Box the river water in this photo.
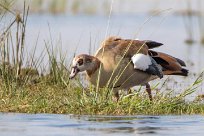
[0,113,204,136]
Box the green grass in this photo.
[0,3,204,115]
[0,74,204,115]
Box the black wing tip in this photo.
[175,58,186,67]
[181,68,189,76]
[145,41,163,49]
[172,68,188,76]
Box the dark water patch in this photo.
[77,115,159,122]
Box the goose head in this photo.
[69,54,100,79]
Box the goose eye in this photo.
[78,59,83,66]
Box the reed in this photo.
[197,0,204,44]
[182,0,195,44]
[0,1,30,93]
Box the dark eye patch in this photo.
[78,59,83,66]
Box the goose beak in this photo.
[69,66,79,79]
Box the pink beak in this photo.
[69,66,79,79]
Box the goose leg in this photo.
[145,83,152,101]
[127,88,132,95]
[112,89,119,102]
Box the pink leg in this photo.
[146,83,152,101]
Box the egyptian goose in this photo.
[69,36,188,101]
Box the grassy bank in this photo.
[0,3,204,115]
[0,74,204,115]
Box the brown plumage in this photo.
[149,50,188,76]
[69,36,188,101]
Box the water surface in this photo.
[0,113,204,136]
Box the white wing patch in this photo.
[131,54,152,71]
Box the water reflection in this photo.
[82,127,137,133]
[137,127,161,134]
[79,115,159,122]
[76,115,163,135]
[81,126,163,135]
